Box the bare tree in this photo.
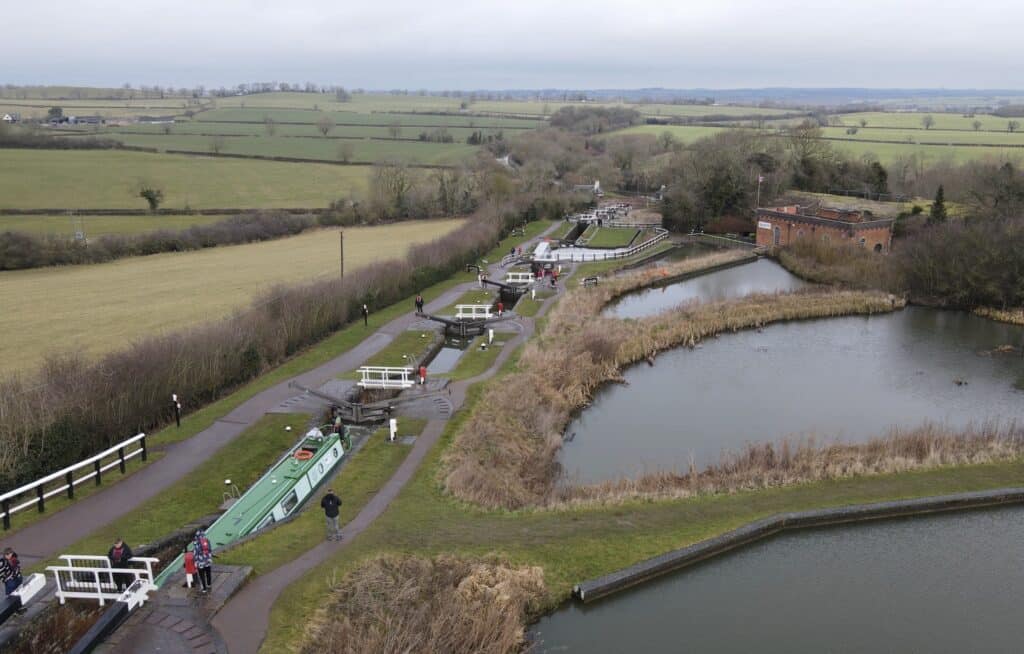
[316,113,335,137]
[387,121,402,139]
[209,135,226,154]
[921,115,935,130]
[264,116,277,136]
[336,141,355,163]
[973,120,983,131]
[1009,120,1021,133]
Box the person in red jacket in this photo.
[418,365,427,386]
[183,547,197,588]
[497,301,504,316]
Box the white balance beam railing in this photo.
[504,272,535,286]
[0,432,147,530]
[455,304,493,320]
[48,555,159,606]
[357,366,416,390]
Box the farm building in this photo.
[755,205,894,252]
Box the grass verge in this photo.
[217,420,424,575]
[34,413,304,571]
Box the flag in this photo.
[757,175,765,183]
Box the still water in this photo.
[564,307,1024,483]
[531,506,1024,653]
[605,258,808,319]
[427,337,471,374]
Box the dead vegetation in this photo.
[441,251,904,510]
[300,555,545,654]
[559,422,1024,506]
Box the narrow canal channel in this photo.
[531,505,1024,653]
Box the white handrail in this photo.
[1,432,147,528]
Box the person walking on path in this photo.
[183,546,197,589]
[320,489,342,541]
[192,529,214,594]
[497,301,504,317]
[107,537,134,592]
[414,294,424,314]
[361,304,369,326]
[1,548,22,596]
[418,365,427,386]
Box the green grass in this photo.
[102,132,478,166]
[435,289,496,316]
[514,289,555,317]
[0,149,371,210]
[262,371,1024,653]
[835,111,1016,132]
[439,333,514,381]
[585,227,640,248]
[340,329,441,378]
[1,220,555,537]
[34,413,305,571]
[0,214,228,237]
[217,420,423,575]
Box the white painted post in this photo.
[488,329,494,345]
[389,418,398,442]
[531,288,536,300]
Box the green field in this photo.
[0,219,464,374]
[0,149,371,209]
[90,132,477,165]
[835,111,1017,132]
[0,214,230,237]
[583,226,640,248]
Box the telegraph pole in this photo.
[339,230,344,279]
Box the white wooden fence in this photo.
[357,366,416,390]
[504,272,535,286]
[47,554,159,606]
[554,228,670,262]
[455,304,493,320]
[0,433,147,530]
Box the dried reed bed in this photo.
[974,306,1024,326]
[441,249,903,511]
[558,422,1024,506]
[300,555,545,654]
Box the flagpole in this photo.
[755,175,763,208]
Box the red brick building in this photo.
[755,205,894,253]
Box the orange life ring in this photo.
[294,450,313,461]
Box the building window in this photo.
[859,237,866,247]
[874,243,883,253]
[773,226,781,246]
[822,234,830,243]
[796,229,804,238]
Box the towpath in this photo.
[6,224,558,568]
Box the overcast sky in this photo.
[6,0,1022,90]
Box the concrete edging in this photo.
[573,487,1024,603]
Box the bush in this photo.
[0,193,578,489]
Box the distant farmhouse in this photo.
[755,205,894,253]
[68,115,104,125]
[1,112,20,123]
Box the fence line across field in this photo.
[0,432,147,530]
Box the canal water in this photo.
[605,258,809,319]
[564,290,1024,482]
[427,336,472,374]
[531,506,1024,653]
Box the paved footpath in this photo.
[213,236,565,653]
[6,225,556,567]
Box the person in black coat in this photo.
[321,489,342,541]
[108,538,134,592]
